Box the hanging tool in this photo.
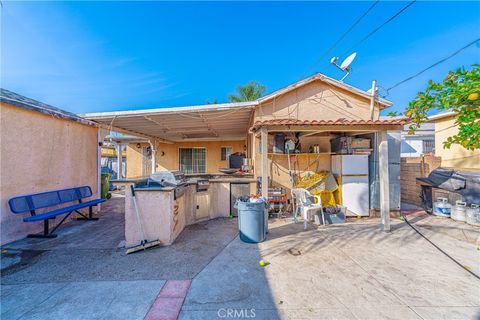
[287,148,298,223]
[126,185,161,254]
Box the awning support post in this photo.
[116,143,125,180]
[149,140,157,174]
[260,127,269,232]
[379,131,390,232]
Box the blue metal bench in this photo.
[8,186,106,238]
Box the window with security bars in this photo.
[423,139,435,154]
[179,148,206,174]
[221,147,232,161]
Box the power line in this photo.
[386,37,480,93]
[342,0,417,55]
[304,1,380,76]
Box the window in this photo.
[423,139,435,155]
[179,148,206,174]
[221,147,232,161]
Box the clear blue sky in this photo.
[2,1,479,115]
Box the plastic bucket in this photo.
[101,173,111,199]
[235,201,267,243]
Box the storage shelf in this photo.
[267,152,334,156]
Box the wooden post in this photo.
[379,131,390,231]
[260,127,268,232]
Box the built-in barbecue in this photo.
[147,171,186,199]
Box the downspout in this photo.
[149,140,157,174]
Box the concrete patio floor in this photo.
[1,195,479,320]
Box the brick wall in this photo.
[400,156,442,206]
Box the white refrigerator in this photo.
[331,155,370,216]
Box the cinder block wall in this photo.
[400,156,441,206]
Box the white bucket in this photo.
[433,197,451,217]
[451,201,467,222]
[466,204,480,226]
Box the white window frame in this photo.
[221,146,233,161]
[178,147,207,174]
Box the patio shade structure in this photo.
[82,102,256,143]
[249,118,407,232]
[83,102,257,176]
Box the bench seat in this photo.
[23,198,106,222]
[8,186,105,238]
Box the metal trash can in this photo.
[101,173,111,199]
[235,200,267,243]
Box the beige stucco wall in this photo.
[434,115,480,170]
[254,80,381,122]
[0,102,100,245]
[126,140,246,178]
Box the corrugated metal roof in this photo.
[0,88,97,127]
[250,118,407,131]
[83,103,255,142]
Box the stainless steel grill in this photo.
[147,171,186,199]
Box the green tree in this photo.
[405,64,480,150]
[228,81,266,102]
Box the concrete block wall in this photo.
[400,156,441,206]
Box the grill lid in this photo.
[148,171,186,187]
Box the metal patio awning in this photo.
[81,102,257,142]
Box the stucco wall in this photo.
[126,140,246,178]
[254,80,381,122]
[435,115,480,170]
[0,102,100,245]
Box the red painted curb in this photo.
[144,280,191,320]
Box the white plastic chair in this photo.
[291,188,325,229]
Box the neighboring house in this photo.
[0,89,107,245]
[84,73,405,223]
[400,122,435,157]
[101,143,126,180]
[429,111,480,170]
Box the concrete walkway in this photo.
[2,196,479,320]
[181,217,480,320]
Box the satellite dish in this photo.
[340,52,356,71]
[330,52,357,82]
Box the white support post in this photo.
[379,131,390,232]
[260,127,269,232]
[149,140,157,174]
[116,143,124,180]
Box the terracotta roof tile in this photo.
[250,118,407,131]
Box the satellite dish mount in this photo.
[330,52,357,82]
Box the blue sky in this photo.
[2,1,479,114]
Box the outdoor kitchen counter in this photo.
[125,185,185,248]
[125,176,256,248]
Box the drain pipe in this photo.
[369,80,377,120]
[149,140,157,174]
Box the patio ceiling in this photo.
[82,102,257,142]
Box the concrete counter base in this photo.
[125,188,185,248]
[125,180,256,248]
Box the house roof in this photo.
[427,111,456,121]
[258,73,393,108]
[82,73,394,141]
[0,88,97,127]
[250,118,407,132]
